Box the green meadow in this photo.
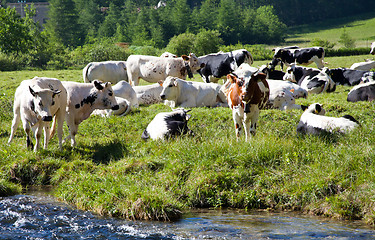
[1,54,375,224]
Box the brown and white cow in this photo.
[8,77,67,151]
[54,80,119,147]
[225,72,269,141]
[126,53,203,86]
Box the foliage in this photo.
[339,28,356,48]
[311,38,336,50]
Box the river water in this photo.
[1,190,375,239]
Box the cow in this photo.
[297,103,359,135]
[323,68,374,86]
[272,47,326,69]
[112,80,139,108]
[83,61,127,84]
[259,64,286,80]
[370,42,375,55]
[283,65,336,94]
[159,76,228,108]
[133,82,164,106]
[160,52,177,58]
[55,80,119,147]
[197,49,254,83]
[266,80,308,110]
[8,77,67,152]
[225,72,269,141]
[350,59,375,71]
[92,96,130,117]
[126,53,203,86]
[141,108,193,140]
[347,81,375,102]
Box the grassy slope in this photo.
[1,55,375,223]
[285,12,375,48]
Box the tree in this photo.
[0,6,44,54]
[193,29,223,56]
[216,0,240,45]
[165,32,195,56]
[45,0,84,47]
[98,2,122,38]
[339,28,355,48]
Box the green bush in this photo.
[0,52,26,71]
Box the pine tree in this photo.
[45,0,83,47]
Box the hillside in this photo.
[285,12,375,49]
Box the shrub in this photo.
[165,32,195,56]
[311,38,336,50]
[193,29,223,56]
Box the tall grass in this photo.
[1,56,375,223]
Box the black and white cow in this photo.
[273,47,326,69]
[283,65,336,94]
[141,108,193,140]
[297,103,359,135]
[197,49,253,83]
[323,68,375,86]
[259,64,286,80]
[347,81,375,102]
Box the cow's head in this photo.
[240,72,268,104]
[93,80,119,110]
[305,103,326,115]
[29,86,61,122]
[181,53,205,77]
[160,77,179,101]
[283,65,297,83]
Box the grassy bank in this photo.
[0,56,375,224]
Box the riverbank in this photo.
[0,61,374,224]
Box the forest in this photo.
[0,0,374,70]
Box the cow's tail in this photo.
[50,115,57,140]
[82,63,93,83]
[247,51,254,65]
[141,129,150,140]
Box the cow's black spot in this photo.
[81,93,97,106]
[75,104,80,109]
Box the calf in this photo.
[324,68,374,86]
[112,80,139,108]
[160,76,228,108]
[347,81,375,102]
[56,80,119,147]
[197,49,253,83]
[141,108,193,140]
[283,65,336,94]
[133,82,163,105]
[225,73,269,141]
[8,77,67,151]
[297,103,359,135]
[126,53,203,86]
[266,80,308,110]
[83,61,127,84]
[350,59,375,71]
[273,47,325,69]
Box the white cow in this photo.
[55,80,119,147]
[160,76,228,108]
[266,80,308,110]
[92,96,130,117]
[8,77,67,151]
[350,59,375,71]
[112,80,139,108]
[83,61,127,84]
[126,53,203,86]
[133,82,164,105]
[160,52,177,58]
[297,103,359,135]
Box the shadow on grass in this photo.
[91,140,128,164]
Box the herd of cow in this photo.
[7,44,375,151]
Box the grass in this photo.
[285,12,375,48]
[1,55,375,224]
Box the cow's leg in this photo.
[33,123,43,151]
[232,109,242,141]
[54,110,66,149]
[249,106,260,136]
[243,114,252,142]
[64,121,79,147]
[43,122,50,149]
[8,110,21,144]
[20,117,34,150]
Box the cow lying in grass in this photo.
[297,103,359,135]
[141,108,193,140]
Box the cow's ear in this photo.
[53,90,61,97]
[186,114,192,121]
[227,74,236,83]
[158,80,163,86]
[173,79,178,87]
[93,80,104,90]
[315,104,322,114]
[29,86,37,96]
[181,55,189,61]
[301,105,308,111]
[104,82,111,88]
